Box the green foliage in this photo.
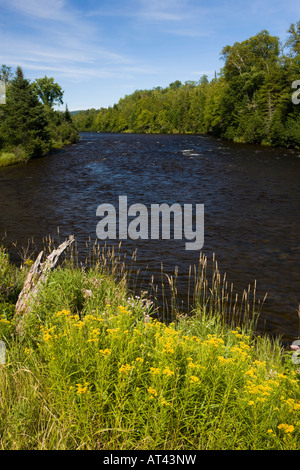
[0,65,13,84]
[31,76,64,108]
[0,67,79,165]
[0,67,50,159]
[0,245,299,450]
[73,22,300,149]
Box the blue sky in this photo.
[1,0,300,111]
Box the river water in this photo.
[0,132,299,343]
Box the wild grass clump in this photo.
[0,150,29,168]
[0,243,299,450]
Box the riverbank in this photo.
[0,67,79,169]
[0,242,299,450]
[0,132,79,168]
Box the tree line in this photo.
[0,66,78,165]
[73,22,300,148]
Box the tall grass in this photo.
[0,149,29,168]
[0,241,299,450]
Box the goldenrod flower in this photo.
[24,258,34,266]
[278,424,295,434]
[135,357,144,363]
[119,363,132,374]
[107,328,120,335]
[190,376,199,384]
[76,382,89,394]
[150,367,160,375]
[99,348,111,356]
[163,367,175,377]
[160,398,170,406]
[148,386,158,396]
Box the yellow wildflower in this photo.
[190,376,199,384]
[107,328,120,335]
[150,367,160,375]
[160,398,171,407]
[76,382,89,394]
[148,386,158,397]
[163,367,175,377]
[119,363,132,374]
[277,424,295,434]
[24,258,34,266]
[99,348,111,356]
[135,357,144,363]
[218,356,232,364]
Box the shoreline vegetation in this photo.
[73,24,300,150]
[0,238,299,450]
[0,66,79,168]
[1,22,299,169]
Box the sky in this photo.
[1,0,300,111]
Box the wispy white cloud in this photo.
[0,0,152,83]
[6,0,77,23]
[135,0,190,22]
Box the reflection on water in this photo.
[0,132,299,343]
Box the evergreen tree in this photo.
[0,67,49,159]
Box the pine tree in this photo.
[0,67,49,159]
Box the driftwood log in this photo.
[15,235,74,335]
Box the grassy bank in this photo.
[0,242,299,450]
[0,151,28,168]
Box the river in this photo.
[0,132,299,343]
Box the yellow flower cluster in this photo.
[87,327,101,343]
[283,398,300,413]
[230,342,251,360]
[187,357,205,370]
[277,423,295,434]
[99,348,111,356]
[55,309,71,317]
[190,375,200,384]
[135,357,144,363]
[41,324,58,342]
[76,382,89,395]
[107,328,121,336]
[150,367,160,375]
[204,334,225,348]
[217,356,232,365]
[119,363,132,374]
[245,380,273,403]
[160,398,171,407]
[148,386,158,397]
[157,326,179,354]
[162,366,175,377]
[117,305,132,315]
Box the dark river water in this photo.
[0,132,299,343]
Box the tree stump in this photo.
[15,235,74,335]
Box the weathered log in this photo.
[15,235,74,335]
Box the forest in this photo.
[73,22,300,148]
[0,66,78,167]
